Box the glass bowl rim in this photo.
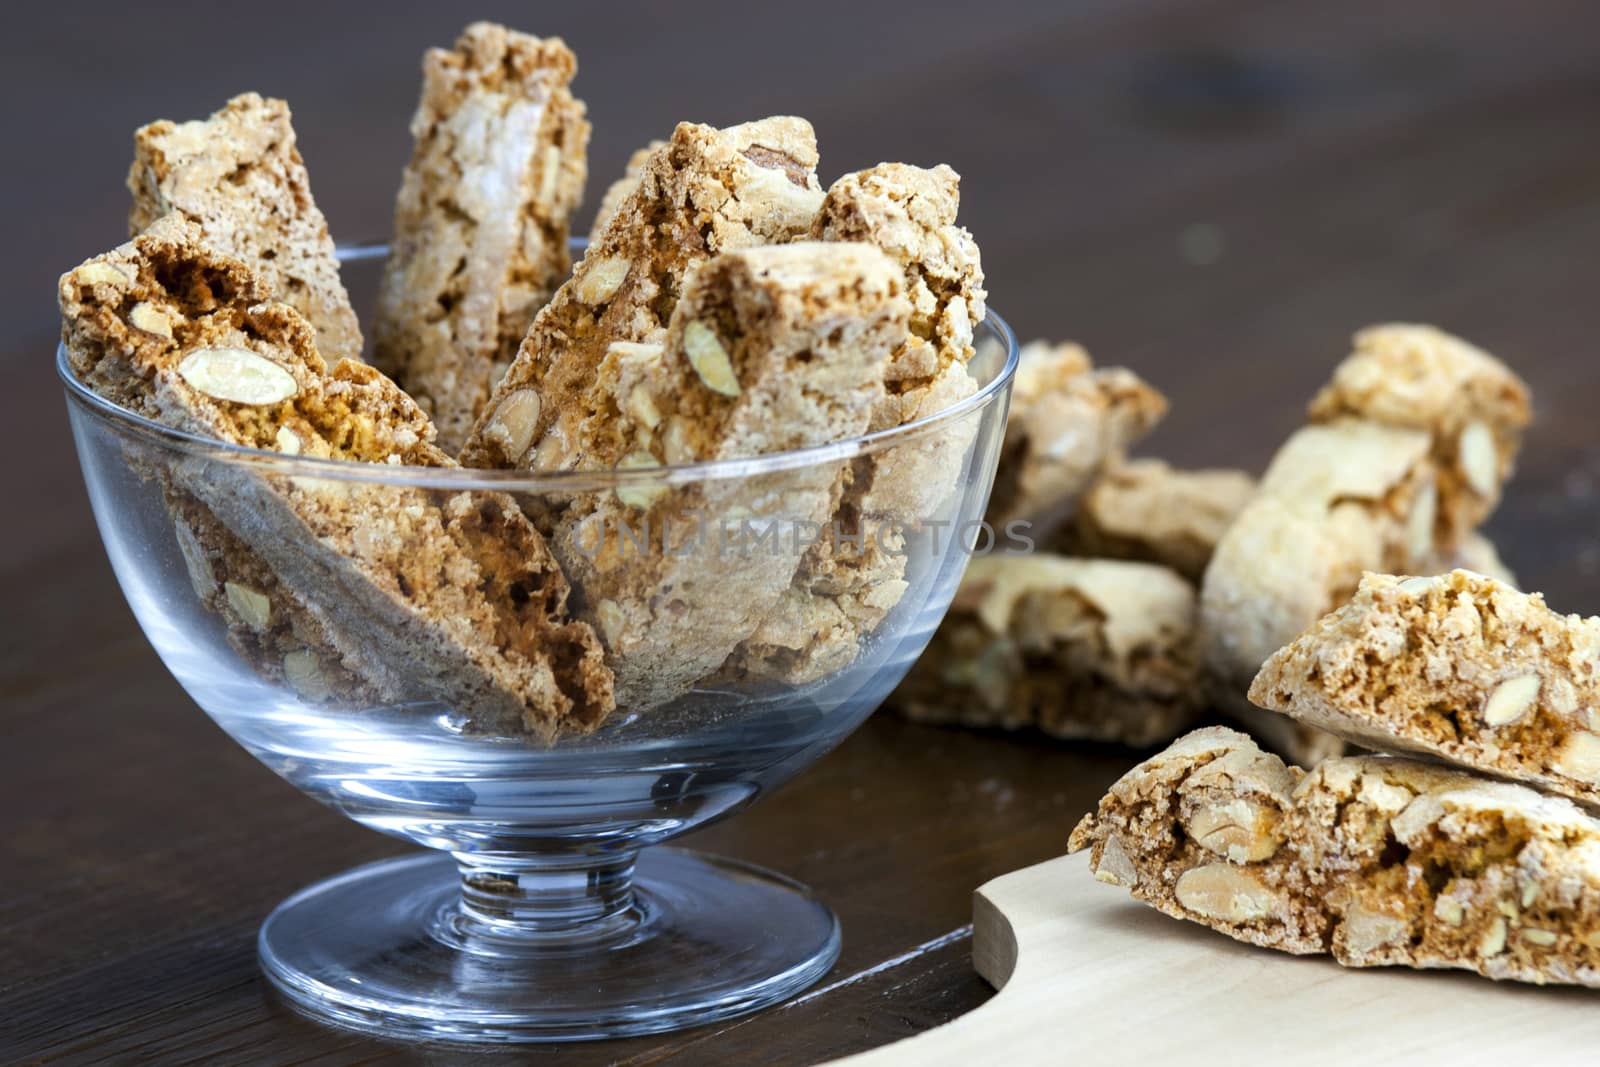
[58,241,1019,492]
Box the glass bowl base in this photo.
[259,847,840,1044]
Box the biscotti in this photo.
[728,163,988,684]
[1250,570,1600,810]
[461,116,824,471]
[1071,727,1600,987]
[59,216,613,740]
[893,555,1202,747]
[546,241,909,707]
[127,92,361,365]
[372,22,590,451]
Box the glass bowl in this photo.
[59,242,1018,1044]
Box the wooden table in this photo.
[6,1,1600,1062]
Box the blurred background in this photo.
[6,3,1600,1061]
[8,0,1599,603]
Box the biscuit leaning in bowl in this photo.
[128,91,362,365]
[59,215,613,741]
[460,115,825,473]
[1071,726,1600,988]
[547,241,910,708]
[372,21,591,452]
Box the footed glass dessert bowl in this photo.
[59,244,1019,1044]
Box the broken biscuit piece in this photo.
[1071,726,1600,987]
[1307,324,1531,544]
[461,115,823,472]
[59,216,613,740]
[590,139,664,236]
[986,342,1167,535]
[373,22,590,451]
[128,92,362,364]
[546,241,909,708]
[893,555,1203,748]
[1250,570,1600,811]
[1058,459,1256,583]
[729,163,987,684]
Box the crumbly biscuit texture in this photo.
[591,139,663,236]
[1070,727,1600,987]
[1250,570,1600,810]
[462,116,824,471]
[372,22,590,451]
[545,242,908,707]
[894,555,1202,747]
[987,342,1167,533]
[728,165,989,684]
[128,92,361,365]
[1059,459,1255,583]
[1308,324,1530,543]
[59,216,613,739]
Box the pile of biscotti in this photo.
[57,22,990,739]
[1071,565,1600,989]
[891,325,1531,765]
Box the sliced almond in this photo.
[614,451,667,511]
[1092,834,1138,887]
[594,599,626,646]
[73,261,131,287]
[536,144,562,207]
[1341,905,1410,955]
[1434,895,1465,926]
[1522,927,1558,946]
[283,649,334,702]
[1482,674,1541,727]
[576,255,630,305]
[1398,576,1437,595]
[178,347,298,405]
[1458,421,1499,497]
[173,518,217,599]
[1479,916,1508,957]
[660,417,695,465]
[1174,863,1279,922]
[627,384,662,429]
[1553,731,1600,782]
[1182,799,1282,863]
[484,388,542,461]
[224,581,272,631]
[128,301,174,339]
[1405,479,1438,562]
[274,427,303,455]
[684,321,740,397]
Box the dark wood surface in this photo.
[6,1,1600,1063]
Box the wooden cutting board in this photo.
[822,853,1600,1066]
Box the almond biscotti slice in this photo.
[1308,324,1531,544]
[59,216,613,740]
[128,92,361,364]
[1056,459,1256,583]
[986,341,1168,533]
[590,139,664,235]
[548,241,907,708]
[164,483,379,705]
[372,22,590,452]
[1250,570,1600,809]
[892,555,1202,747]
[461,116,824,471]
[1070,726,1600,986]
[726,164,988,684]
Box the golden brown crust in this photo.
[59,216,614,739]
[460,116,824,471]
[1071,727,1600,987]
[544,242,909,707]
[372,22,590,452]
[729,163,988,683]
[892,555,1203,747]
[127,92,361,365]
[1057,459,1255,583]
[1250,570,1600,809]
[985,342,1167,534]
